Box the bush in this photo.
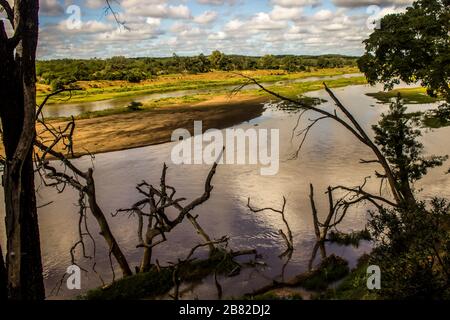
[126,72,143,83]
[369,199,450,299]
[50,78,66,91]
[127,101,143,111]
[294,254,349,291]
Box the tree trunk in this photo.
[0,245,7,300]
[85,169,133,277]
[0,0,45,299]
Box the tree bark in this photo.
[85,169,133,277]
[0,0,45,299]
[0,245,7,300]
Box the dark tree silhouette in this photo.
[0,0,44,299]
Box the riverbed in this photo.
[1,83,449,299]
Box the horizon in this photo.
[1,0,415,60]
[36,52,361,61]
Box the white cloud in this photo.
[332,0,413,8]
[122,1,192,19]
[197,0,237,5]
[84,0,104,9]
[270,0,321,7]
[194,11,218,24]
[37,0,413,59]
[248,13,288,30]
[56,20,115,34]
[270,5,303,20]
[313,9,333,21]
[41,0,64,16]
[208,31,228,40]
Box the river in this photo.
[41,73,363,118]
[1,83,449,299]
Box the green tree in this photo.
[372,97,448,200]
[358,0,450,101]
[258,54,278,70]
[369,98,450,299]
[209,50,232,70]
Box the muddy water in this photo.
[41,73,363,118]
[1,84,449,299]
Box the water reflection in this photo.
[1,84,449,299]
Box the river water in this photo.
[41,73,363,118]
[1,83,449,299]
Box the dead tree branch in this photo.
[116,161,219,273]
[247,197,294,257]
[234,75,405,206]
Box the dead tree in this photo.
[116,162,219,273]
[33,115,131,277]
[34,138,132,277]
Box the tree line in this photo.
[37,52,357,88]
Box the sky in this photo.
[2,0,416,59]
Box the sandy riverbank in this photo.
[33,94,267,157]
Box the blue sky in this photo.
[15,0,414,59]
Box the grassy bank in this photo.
[263,76,367,99]
[36,67,359,105]
[367,87,443,104]
[81,249,239,300]
[316,255,377,300]
[52,75,368,122]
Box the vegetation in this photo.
[363,97,450,299]
[327,229,372,247]
[358,0,450,102]
[37,53,358,87]
[369,199,450,299]
[81,249,240,300]
[317,255,377,300]
[292,255,350,291]
[265,76,367,100]
[36,67,359,105]
[367,88,444,104]
[250,290,303,301]
[423,103,450,128]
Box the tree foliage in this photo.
[369,97,450,299]
[358,0,450,101]
[36,53,357,84]
[373,97,448,189]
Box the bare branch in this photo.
[0,0,13,27]
[247,197,294,255]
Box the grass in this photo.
[328,229,372,247]
[250,290,304,300]
[316,254,378,300]
[36,67,359,105]
[47,76,367,121]
[367,87,443,104]
[292,254,350,291]
[51,94,213,120]
[80,249,239,300]
[422,116,450,129]
[261,76,368,100]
